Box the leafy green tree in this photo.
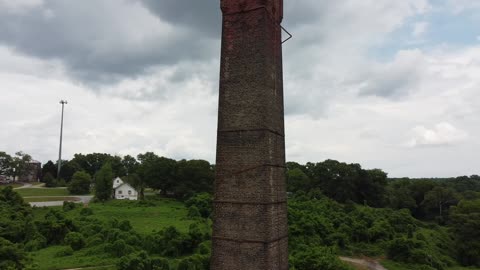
[185,193,213,218]
[450,199,480,266]
[59,160,82,182]
[287,168,311,192]
[174,159,214,199]
[41,160,57,179]
[137,152,176,195]
[68,171,91,195]
[42,172,56,187]
[0,151,12,176]
[122,155,139,175]
[422,186,458,217]
[0,237,28,270]
[71,153,112,177]
[94,162,114,201]
[9,152,32,181]
[64,232,85,250]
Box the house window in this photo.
[128,190,132,195]
[118,190,122,195]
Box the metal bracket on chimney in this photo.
[281,26,292,44]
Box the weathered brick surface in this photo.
[212,0,287,269]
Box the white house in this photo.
[112,177,138,200]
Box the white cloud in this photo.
[407,123,468,147]
[447,0,480,14]
[413,21,429,37]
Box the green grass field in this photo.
[15,188,70,197]
[0,183,23,188]
[31,198,194,234]
[29,198,195,269]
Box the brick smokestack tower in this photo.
[211,0,288,269]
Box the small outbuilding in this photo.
[112,177,138,200]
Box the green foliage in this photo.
[287,168,311,193]
[55,246,74,257]
[106,239,134,257]
[42,172,56,187]
[36,209,75,245]
[63,201,77,211]
[118,251,171,270]
[188,205,201,218]
[41,160,57,180]
[0,237,28,270]
[137,152,177,195]
[95,162,114,201]
[0,151,13,176]
[64,232,85,250]
[185,193,212,218]
[422,186,459,217]
[450,199,480,267]
[387,237,447,269]
[80,207,94,216]
[68,171,91,195]
[289,160,388,207]
[0,187,34,243]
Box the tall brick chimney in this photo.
[211,0,288,269]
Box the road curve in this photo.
[28,195,93,207]
[340,256,388,270]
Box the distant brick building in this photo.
[21,160,41,182]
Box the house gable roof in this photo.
[113,182,137,192]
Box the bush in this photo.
[187,205,201,218]
[55,246,74,257]
[0,237,28,270]
[291,246,353,270]
[185,193,212,218]
[63,201,77,211]
[117,251,150,270]
[64,232,85,251]
[68,171,91,195]
[119,220,132,231]
[24,235,47,252]
[106,239,134,257]
[80,207,93,216]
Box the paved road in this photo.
[340,257,388,270]
[28,195,93,207]
[14,182,51,189]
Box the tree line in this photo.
[40,152,214,200]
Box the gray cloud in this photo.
[0,0,220,83]
[140,0,220,38]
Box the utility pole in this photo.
[57,100,67,178]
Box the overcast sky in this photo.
[1,0,479,177]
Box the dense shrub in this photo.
[0,237,28,270]
[55,246,74,257]
[63,201,77,211]
[80,207,93,216]
[185,193,212,218]
[68,171,91,195]
[117,251,170,270]
[64,232,85,251]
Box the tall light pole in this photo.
[57,100,67,178]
